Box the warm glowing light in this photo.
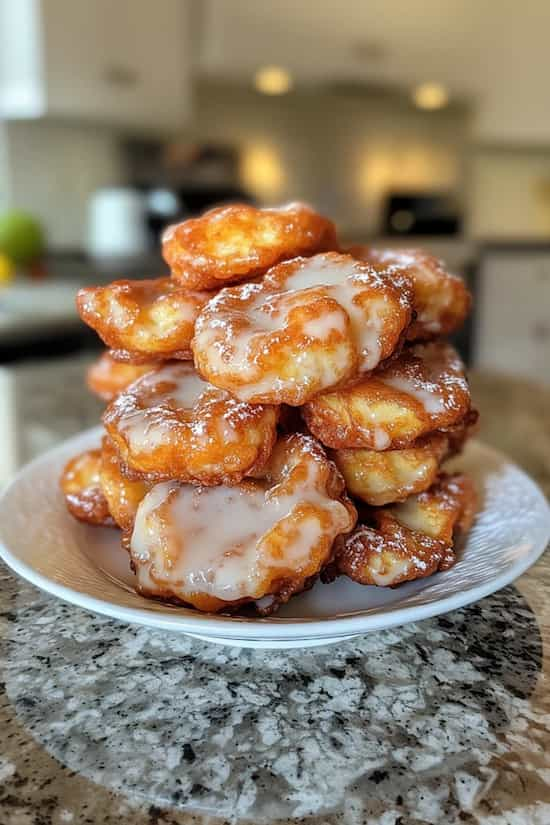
[355,142,457,234]
[412,82,449,111]
[240,144,285,200]
[254,66,293,95]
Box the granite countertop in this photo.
[1,359,550,825]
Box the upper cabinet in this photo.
[0,0,192,131]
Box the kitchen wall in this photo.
[0,121,123,249]
[4,81,550,249]
[468,147,550,239]
[2,83,468,247]
[188,80,470,236]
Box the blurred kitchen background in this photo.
[1,0,550,384]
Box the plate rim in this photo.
[0,426,549,641]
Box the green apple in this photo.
[0,210,45,265]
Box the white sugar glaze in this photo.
[381,374,447,416]
[344,526,414,586]
[302,310,348,340]
[131,465,351,601]
[114,364,218,452]
[373,427,392,450]
[380,342,467,419]
[367,454,435,497]
[152,364,209,407]
[107,296,132,328]
[194,284,354,402]
[152,292,199,323]
[193,254,413,402]
[283,257,389,370]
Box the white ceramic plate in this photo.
[0,427,549,649]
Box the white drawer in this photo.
[475,251,550,384]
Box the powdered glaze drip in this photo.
[281,256,409,371]
[192,252,414,405]
[382,374,448,416]
[114,364,210,451]
[130,447,354,603]
[387,342,468,420]
[103,360,279,488]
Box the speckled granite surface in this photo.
[1,360,550,825]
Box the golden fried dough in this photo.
[100,437,151,532]
[332,431,450,507]
[103,362,279,485]
[87,351,158,402]
[162,202,337,290]
[303,341,471,449]
[60,449,114,527]
[326,473,476,587]
[331,410,477,506]
[129,433,357,613]
[349,246,471,341]
[76,278,210,362]
[192,252,414,405]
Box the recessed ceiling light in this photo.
[412,82,449,111]
[254,66,293,96]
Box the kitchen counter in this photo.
[1,359,550,825]
[0,253,165,357]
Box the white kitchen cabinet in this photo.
[474,248,550,385]
[0,0,191,130]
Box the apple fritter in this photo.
[128,433,357,613]
[303,341,471,450]
[325,473,476,587]
[99,437,151,532]
[103,362,279,486]
[163,201,338,290]
[87,351,158,402]
[331,431,450,507]
[192,252,414,405]
[60,449,114,527]
[77,278,211,363]
[349,246,471,341]
[330,411,477,506]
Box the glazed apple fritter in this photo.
[87,350,158,402]
[128,433,357,613]
[331,431,450,507]
[324,473,477,587]
[99,437,152,532]
[77,278,211,363]
[349,246,471,342]
[60,449,114,527]
[303,340,471,450]
[103,362,279,486]
[163,201,338,290]
[330,410,478,506]
[192,252,415,406]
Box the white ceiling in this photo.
[198,0,550,144]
